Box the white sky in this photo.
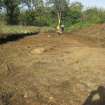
[70,0,105,9]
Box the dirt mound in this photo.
[71,24,105,47]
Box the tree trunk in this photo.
[57,12,61,32]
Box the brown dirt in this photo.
[0,25,105,105]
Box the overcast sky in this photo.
[70,0,105,9]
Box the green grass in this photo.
[0,25,40,39]
[0,21,96,39]
[65,21,95,32]
[40,26,55,33]
[0,25,39,34]
[39,22,95,33]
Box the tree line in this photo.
[0,0,105,29]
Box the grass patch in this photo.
[0,25,40,39]
[65,21,95,32]
[40,26,55,33]
[0,25,39,34]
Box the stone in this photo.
[31,47,46,54]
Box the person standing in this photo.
[61,24,64,33]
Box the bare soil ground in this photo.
[0,25,105,105]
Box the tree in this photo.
[84,8,105,24]
[47,0,70,31]
[34,0,45,26]
[69,2,83,24]
[21,0,33,11]
[21,0,46,26]
[22,0,44,11]
[2,0,20,25]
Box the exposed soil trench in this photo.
[0,32,105,105]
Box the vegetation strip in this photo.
[0,31,39,44]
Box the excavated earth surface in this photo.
[1,25,105,105]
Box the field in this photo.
[0,24,105,105]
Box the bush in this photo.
[83,8,105,24]
[62,2,83,27]
[20,11,49,26]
